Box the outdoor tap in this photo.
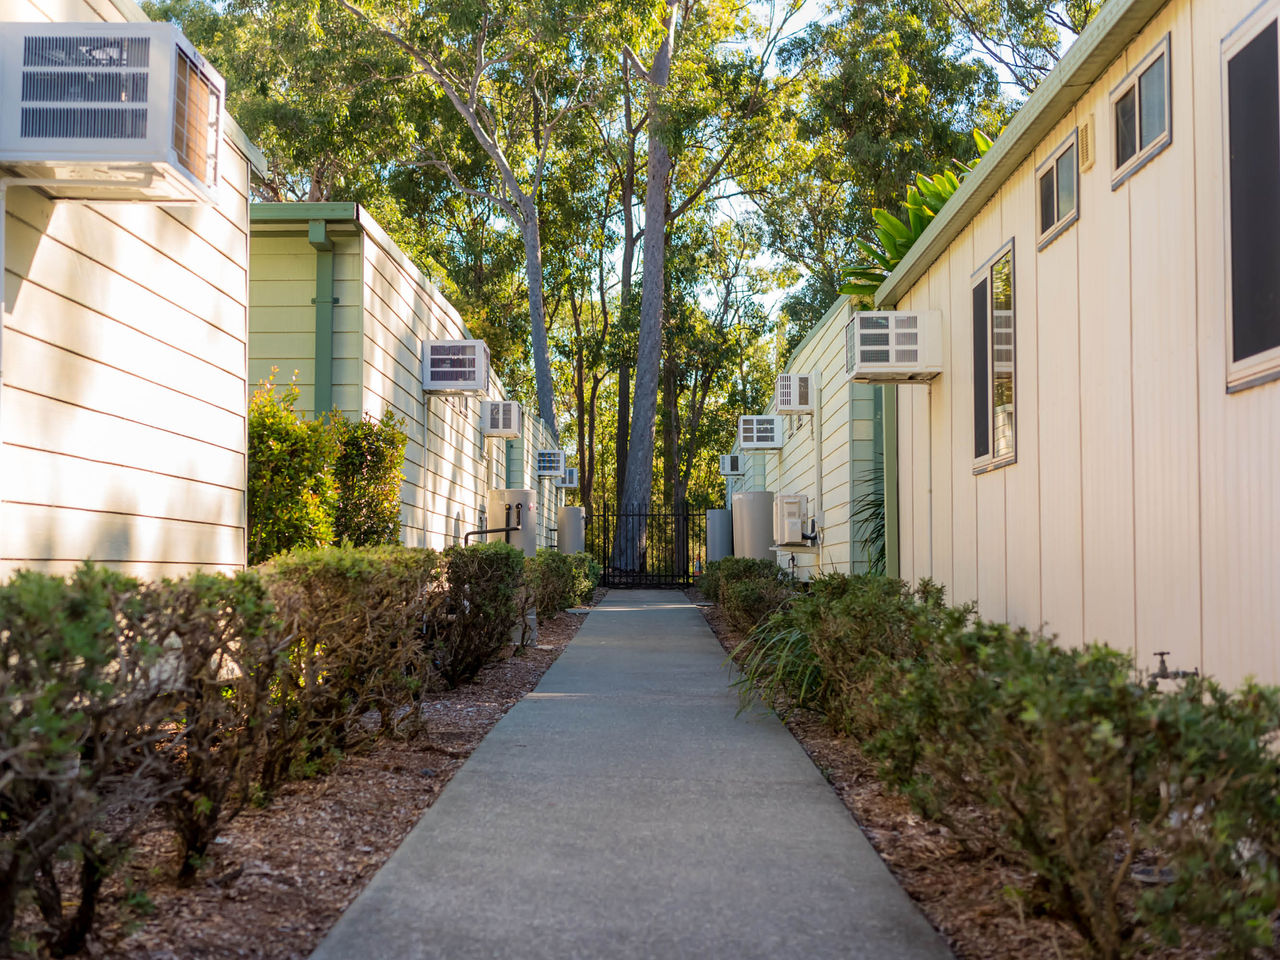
[1147,651,1200,691]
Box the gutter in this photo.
[874,0,1169,307]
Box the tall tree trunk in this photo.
[520,205,557,439]
[662,349,679,508]
[618,0,678,518]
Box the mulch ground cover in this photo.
[28,597,601,960]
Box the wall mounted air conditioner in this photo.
[555,466,579,490]
[481,400,522,437]
[846,311,943,382]
[719,454,745,477]
[774,494,810,547]
[535,449,566,478]
[423,339,489,394]
[738,415,784,450]
[0,22,224,203]
[774,372,816,414]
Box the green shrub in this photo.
[431,542,525,687]
[699,556,787,605]
[0,565,175,956]
[146,571,288,883]
[721,575,793,635]
[524,550,579,617]
[260,545,444,787]
[567,552,602,605]
[330,409,408,547]
[247,374,338,565]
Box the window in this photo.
[1223,5,1280,390]
[1110,35,1172,187]
[972,244,1016,471]
[1036,131,1079,248]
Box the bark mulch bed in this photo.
[69,597,602,960]
[689,589,1235,960]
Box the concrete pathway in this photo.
[310,590,952,960]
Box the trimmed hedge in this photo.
[714,570,1280,958]
[0,542,547,954]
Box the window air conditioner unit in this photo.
[774,494,810,547]
[535,449,566,478]
[555,466,579,490]
[0,22,224,203]
[481,400,522,437]
[774,372,815,414]
[719,454,745,477]
[846,311,943,382]
[423,339,489,394]
[738,415,784,450]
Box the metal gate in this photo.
[587,502,707,588]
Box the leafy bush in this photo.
[330,409,408,547]
[0,565,176,956]
[524,550,579,617]
[260,545,444,786]
[721,575,794,635]
[247,374,337,565]
[732,613,824,714]
[146,572,288,882]
[699,556,787,605]
[567,552,602,605]
[431,542,525,687]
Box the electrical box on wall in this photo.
[0,22,225,203]
[774,494,810,547]
[845,311,943,382]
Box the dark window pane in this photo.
[1116,87,1137,165]
[1228,23,1280,361]
[1039,168,1056,233]
[973,279,990,459]
[1139,54,1167,149]
[1056,143,1076,219]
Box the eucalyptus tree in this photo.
[617,0,808,518]
[334,0,623,437]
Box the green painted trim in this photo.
[505,438,523,488]
[252,202,359,224]
[309,220,335,417]
[882,385,900,579]
[783,293,850,373]
[875,0,1169,308]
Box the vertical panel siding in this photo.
[886,0,1280,685]
[2,0,252,584]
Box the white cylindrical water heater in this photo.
[706,508,733,563]
[486,488,537,558]
[732,491,775,561]
[557,506,586,554]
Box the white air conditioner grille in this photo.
[556,467,579,489]
[739,415,784,450]
[536,450,566,477]
[481,400,521,437]
[847,311,943,382]
[20,35,152,141]
[719,454,744,477]
[423,339,489,393]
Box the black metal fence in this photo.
[586,502,708,588]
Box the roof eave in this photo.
[874,0,1169,308]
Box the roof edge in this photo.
[874,0,1169,307]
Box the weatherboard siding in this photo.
[0,0,254,579]
[890,0,1280,687]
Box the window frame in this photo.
[971,240,1018,475]
[1110,34,1173,189]
[1035,130,1081,250]
[1222,2,1280,391]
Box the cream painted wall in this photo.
[892,0,1280,687]
[0,0,255,579]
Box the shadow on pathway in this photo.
[310,589,952,960]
